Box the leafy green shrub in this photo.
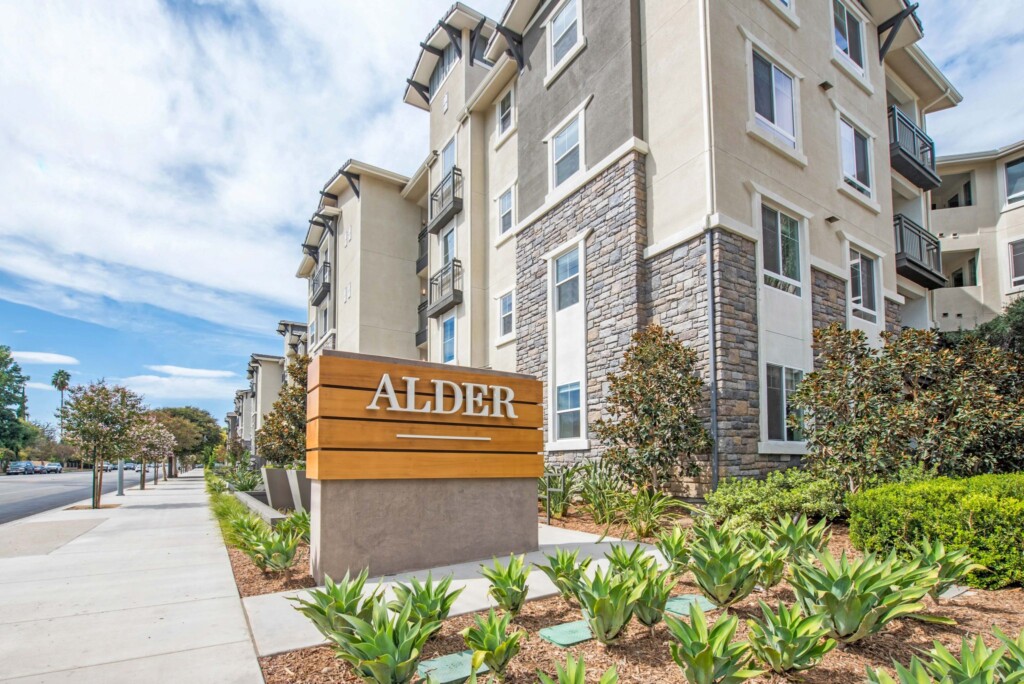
[687,523,762,608]
[572,565,645,645]
[537,654,618,684]
[631,564,675,635]
[655,526,690,578]
[578,460,627,526]
[206,475,227,494]
[277,509,310,544]
[746,601,836,674]
[538,464,581,519]
[289,568,382,640]
[460,609,525,681]
[388,572,463,625]
[848,474,1024,589]
[665,603,762,684]
[764,514,829,561]
[604,544,653,575]
[704,468,845,529]
[614,488,687,539]
[913,538,985,601]
[535,548,591,606]
[789,550,949,645]
[332,599,439,684]
[481,555,530,615]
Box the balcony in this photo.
[888,107,941,191]
[310,262,331,306]
[415,301,428,347]
[425,259,463,318]
[426,167,463,234]
[894,214,946,290]
[416,227,429,275]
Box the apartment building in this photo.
[297,0,958,488]
[244,353,284,459]
[232,388,254,451]
[930,139,1024,331]
[277,320,309,367]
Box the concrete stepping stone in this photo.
[538,619,593,647]
[665,594,716,616]
[417,649,488,684]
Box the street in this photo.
[0,469,144,524]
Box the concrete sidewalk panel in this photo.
[0,520,105,558]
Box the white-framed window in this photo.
[320,307,328,332]
[555,381,581,440]
[1006,158,1024,205]
[441,226,455,265]
[761,203,801,295]
[841,118,872,196]
[849,247,878,322]
[441,137,456,178]
[498,187,514,235]
[498,291,514,339]
[497,87,514,136]
[309,319,317,343]
[442,313,456,363]
[766,364,803,442]
[552,114,581,188]
[429,41,458,99]
[549,0,580,70]
[753,50,796,148]
[833,0,864,70]
[1010,240,1024,289]
[555,248,580,310]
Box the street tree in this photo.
[132,415,176,490]
[0,346,31,462]
[51,369,71,439]
[255,355,310,467]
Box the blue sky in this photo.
[0,0,1020,429]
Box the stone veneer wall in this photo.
[811,268,847,332]
[515,151,648,465]
[885,298,902,333]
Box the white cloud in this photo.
[25,381,57,392]
[120,373,240,400]
[145,365,235,378]
[12,351,81,365]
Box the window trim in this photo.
[554,381,582,441]
[1010,239,1024,290]
[554,248,581,311]
[764,363,805,443]
[761,0,799,28]
[495,83,516,148]
[849,246,879,322]
[760,202,804,295]
[441,313,457,364]
[752,50,798,149]
[1003,157,1024,207]
[740,27,807,167]
[544,0,586,88]
[496,288,515,345]
[832,101,881,213]
[545,100,589,193]
[496,183,516,237]
[830,0,873,94]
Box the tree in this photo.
[152,407,221,476]
[594,326,712,490]
[22,422,75,464]
[60,381,146,508]
[51,369,71,439]
[0,346,30,462]
[790,324,1024,494]
[944,296,1024,357]
[131,415,176,490]
[255,355,310,467]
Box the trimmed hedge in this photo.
[704,467,845,528]
[848,474,1024,589]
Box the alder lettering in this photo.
[366,373,519,419]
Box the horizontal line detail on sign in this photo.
[396,434,493,442]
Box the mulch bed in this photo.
[226,543,316,598]
[259,519,1024,683]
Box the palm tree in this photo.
[51,369,71,440]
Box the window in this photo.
[441,227,455,265]
[550,0,579,68]
[833,0,864,69]
[441,137,456,179]
[766,364,803,441]
[761,204,801,294]
[850,248,877,322]
[498,292,514,338]
[555,248,580,310]
[309,319,317,342]
[552,115,581,187]
[556,382,581,440]
[498,89,514,136]
[1011,240,1024,288]
[320,307,328,332]
[442,314,456,363]
[753,50,796,147]
[1007,158,1024,204]
[498,188,514,235]
[963,180,973,207]
[841,119,871,196]
[951,256,977,288]
[429,41,458,99]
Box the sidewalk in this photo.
[0,472,263,683]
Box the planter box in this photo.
[260,467,294,512]
[233,490,286,528]
[286,469,311,512]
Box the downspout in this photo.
[699,0,720,491]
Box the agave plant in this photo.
[631,563,676,635]
[996,626,1024,676]
[615,488,688,539]
[579,460,627,527]
[539,464,582,519]
[745,601,836,674]
[921,635,1015,684]
[866,658,935,684]
[481,554,531,615]
[665,602,763,684]
[742,528,787,589]
[277,510,311,544]
[537,654,618,684]
[687,523,762,609]
[605,544,655,575]
[655,526,690,578]
[288,568,382,640]
[913,538,986,601]
[573,565,646,645]
[332,599,440,684]
[227,512,267,550]
[460,609,526,681]
[789,550,950,644]
[248,529,301,575]
[387,572,463,625]
[535,548,591,606]
[764,514,829,561]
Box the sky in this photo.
[0,0,1020,428]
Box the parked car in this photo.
[103,462,116,472]
[45,462,63,473]
[32,463,46,474]
[5,461,34,475]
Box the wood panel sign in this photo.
[306,351,544,480]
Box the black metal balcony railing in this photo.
[894,214,946,290]
[416,227,429,274]
[426,167,463,234]
[426,259,463,318]
[415,300,428,347]
[888,107,941,191]
[310,262,331,306]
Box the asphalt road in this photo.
[0,469,146,525]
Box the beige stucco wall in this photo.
[332,184,362,354]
